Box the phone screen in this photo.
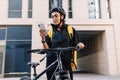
[38,23,46,30]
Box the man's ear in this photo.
[61,14,64,19]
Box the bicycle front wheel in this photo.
[55,70,71,80]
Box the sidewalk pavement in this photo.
[74,73,120,80]
[0,73,120,80]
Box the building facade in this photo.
[0,0,120,78]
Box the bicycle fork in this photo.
[55,51,71,80]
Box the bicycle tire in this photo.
[55,70,71,80]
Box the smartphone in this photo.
[38,23,46,30]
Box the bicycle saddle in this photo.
[27,62,39,67]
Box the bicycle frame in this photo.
[23,46,78,80]
[33,50,63,80]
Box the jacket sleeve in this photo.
[45,35,52,48]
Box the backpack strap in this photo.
[67,26,73,40]
[71,50,77,70]
[48,25,73,40]
[67,26,77,70]
[48,28,53,41]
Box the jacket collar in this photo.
[51,23,67,31]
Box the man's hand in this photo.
[39,29,49,49]
[77,42,85,49]
[39,29,47,40]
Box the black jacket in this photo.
[45,24,79,61]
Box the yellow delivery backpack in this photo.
[48,26,77,70]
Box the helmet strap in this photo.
[57,14,65,28]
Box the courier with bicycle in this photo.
[39,7,85,80]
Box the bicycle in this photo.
[20,46,79,80]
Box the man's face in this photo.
[51,12,61,25]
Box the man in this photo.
[39,7,85,80]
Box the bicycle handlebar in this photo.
[28,46,79,54]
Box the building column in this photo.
[0,0,8,18]
[110,0,120,75]
[33,0,49,19]
[100,0,108,19]
[22,0,28,18]
[72,0,88,19]
[63,0,68,18]
[105,26,118,75]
